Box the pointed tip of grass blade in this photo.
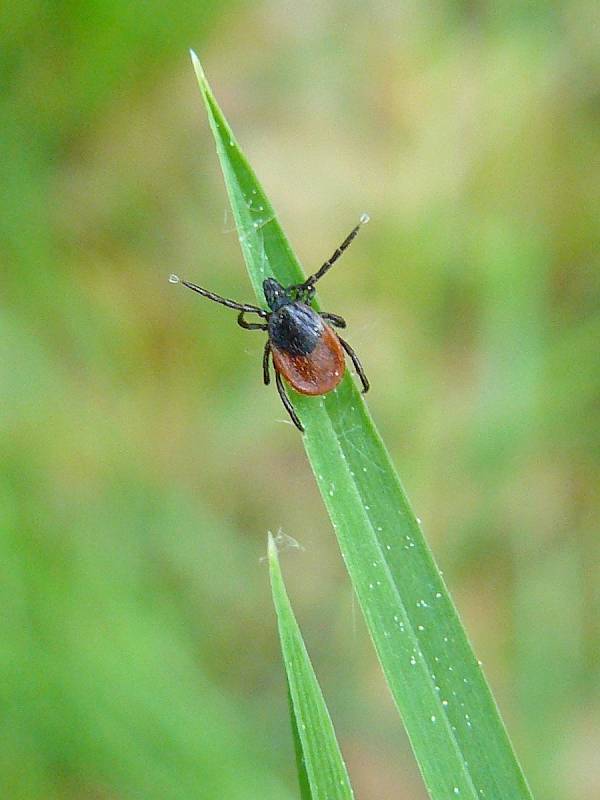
[190,49,211,102]
[267,533,281,581]
[189,48,204,78]
[188,48,243,172]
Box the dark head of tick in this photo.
[171,214,371,432]
[263,277,288,311]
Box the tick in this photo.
[170,214,370,432]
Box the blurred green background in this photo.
[2,1,599,798]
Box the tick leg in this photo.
[289,214,369,293]
[338,336,370,394]
[292,284,316,304]
[275,370,304,432]
[320,311,346,328]
[263,340,271,385]
[237,311,269,330]
[178,279,267,316]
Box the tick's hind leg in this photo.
[338,336,369,394]
[275,370,304,432]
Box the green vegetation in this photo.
[269,534,354,800]
[195,52,531,798]
[1,2,597,799]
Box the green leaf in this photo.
[268,534,355,800]
[190,51,533,800]
[287,682,314,800]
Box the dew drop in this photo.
[360,212,370,224]
[430,715,436,723]
[168,274,180,284]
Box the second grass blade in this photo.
[268,534,355,800]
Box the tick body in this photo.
[171,215,370,432]
[267,294,345,395]
[271,314,345,396]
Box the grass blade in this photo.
[287,682,313,800]
[268,534,355,800]
[190,52,533,800]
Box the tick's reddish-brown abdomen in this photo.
[272,324,345,396]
